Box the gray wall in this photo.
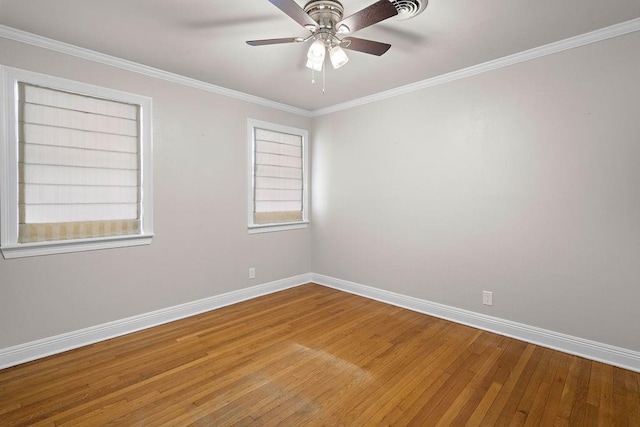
[311,32,640,352]
[0,38,312,348]
[2,31,640,355]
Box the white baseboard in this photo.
[311,273,640,373]
[0,273,312,370]
[3,272,639,373]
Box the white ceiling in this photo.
[1,0,639,111]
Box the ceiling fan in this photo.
[247,0,404,72]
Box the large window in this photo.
[0,66,153,258]
[247,119,309,233]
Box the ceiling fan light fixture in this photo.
[306,39,325,71]
[329,45,349,69]
[307,39,326,61]
[306,58,324,71]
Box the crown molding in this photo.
[311,17,640,116]
[2,18,639,119]
[0,25,313,118]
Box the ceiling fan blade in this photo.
[342,37,392,56]
[335,0,398,33]
[268,0,318,29]
[246,37,302,46]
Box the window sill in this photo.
[1,234,153,259]
[248,221,309,234]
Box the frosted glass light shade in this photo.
[307,39,326,62]
[329,46,349,69]
[306,39,326,71]
[306,58,323,71]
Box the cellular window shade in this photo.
[253,128,303,224]
[18,83,141,243]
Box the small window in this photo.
[248,119,309,233]
[0,66,153,258]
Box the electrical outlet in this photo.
[482,290,493,306]
[249,268,256,279]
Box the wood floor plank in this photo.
[612,366,631,426]
[434,347,503,426]
[472,341,535,425]
[523,350,562,427]
[1,283,639,426]
[465,381,502,426]
[368,331,459,424]
[596,363,615,425]
[567,358,593,426]
[555,355,584,423]
[523,381,552,427]
[512,348,554,424]
[348,325,477,423]
[586,361,603,407]
[625,368,640,425]
[494,345,546,424]
[365,332,469,423]
[353,326,472,422]
[539,354,572,426]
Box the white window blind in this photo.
[253,127,303,224]
[18,83,141,243]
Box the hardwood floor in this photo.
[1,283,639,426]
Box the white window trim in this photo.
[0,65,153,258]
[247,119,309,234]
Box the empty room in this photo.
[1,0,639,425]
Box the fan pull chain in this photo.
[322,62,326,94]
[311,67,315,84]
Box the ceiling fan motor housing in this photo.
[304,0,344,29]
